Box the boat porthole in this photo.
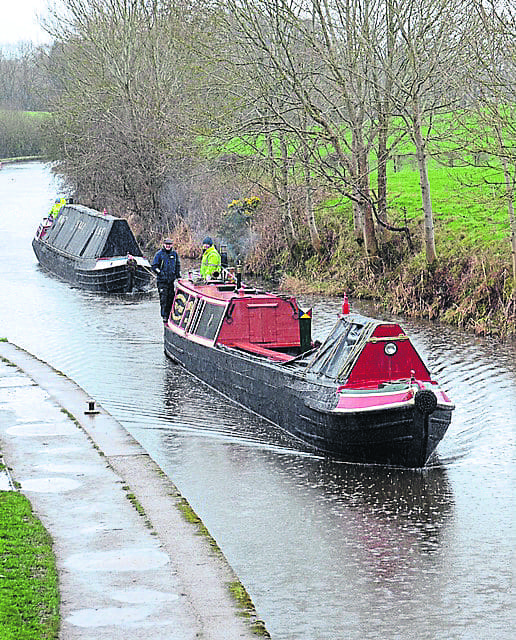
[384,342,397,356]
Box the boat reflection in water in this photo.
[292,458,453,594]
[163,270,454,468]
[157,366,454,639]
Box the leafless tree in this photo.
[460,0,516,287]
[381,0,475,264]
[217,0,383,257]
[0,43,52,110]
[42,0,210,235]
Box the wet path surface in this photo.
[0,355,196,640]
[1,162,515,639]
[0,345,257,640]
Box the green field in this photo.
[219,122,513,261]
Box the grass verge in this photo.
[0,491,59,639]
[176,496,270,636]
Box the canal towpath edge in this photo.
[0,340,269,640]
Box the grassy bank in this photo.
[238,158,515,339]
[0,490,59,639]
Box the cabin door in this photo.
[249,306,277,344]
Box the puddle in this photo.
[21,477,82,492]
[66,606,152,627]
[36,463,104,475]
[0,388,70,423]
[65,548,170,572]
[112,587,179,604]
[0,385,49,408]
[6,422,77,437]
[43,446,82,454]
[0,376,35,388]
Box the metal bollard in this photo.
[84,400,100,415]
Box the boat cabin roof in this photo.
[171,277,302,359]
[177,278,265,303]
[306,313,432,386]
[41,204,143,259]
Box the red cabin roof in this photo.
[344,323,431,388]
[170,279,301,359]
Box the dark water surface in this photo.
[1,162,514,639]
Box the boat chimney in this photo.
[236,262,242,289]
[220,244,228,269]
[299,308,312,353]
[341,294,350,315]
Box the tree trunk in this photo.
[267,130,296,247]
[303,151,321,252]
[350,132,364,244]
[279,133,297,245]
[412,99,437,263]
[355,129,378,256]
[377,112,389,233]
[301,112,321,252]
[501,156,516,288]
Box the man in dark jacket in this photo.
[152,238,181,322]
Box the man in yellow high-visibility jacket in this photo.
[48,197,67,220]
[200,236,221,280]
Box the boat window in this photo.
[45,213,67,245]
[82,225,107,258]
[307,320,348,373]
[308,320,366,378]
[189,298,205,333]
[325,324,364,378]
[79,229,97,257]
[193,302,226,340]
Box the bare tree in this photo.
[218,0,382,257]
[43,0,208,234]
[460,0,516,287]
[196,5,320,252]
[0,43,52,110]
[383,0,475,264]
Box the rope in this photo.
[140,264,157,278]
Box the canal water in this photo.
[1,162,514,639]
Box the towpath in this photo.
[0,341,267,640]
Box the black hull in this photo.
[33,238,152,294]
[164,328,452,468]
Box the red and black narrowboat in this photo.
[164,273,454,467]
[32,204,153,294]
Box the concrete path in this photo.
[0,341,268,640]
